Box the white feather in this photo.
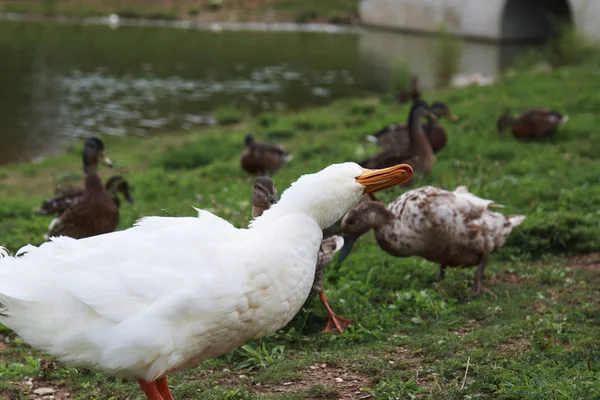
[0,162,369,382]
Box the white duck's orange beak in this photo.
[355,164,414,194]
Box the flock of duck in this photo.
[0,80,569,399]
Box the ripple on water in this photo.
[54,64,348,138]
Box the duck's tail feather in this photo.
[509,215,526,227]
[366,135,379,144]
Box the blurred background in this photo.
[0,0,590,165]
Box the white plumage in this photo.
[0,162,413,399]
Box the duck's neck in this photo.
[408,110,435,171]
[359,201,395,232]
[84,170,105,193]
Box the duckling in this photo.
[497,108,568,139]
[251,176,278,219]
[338,186,525,295]
[251,176,352,334]
[241,133,292,176]
[45,137,119,240]
[397,75,421,104]
[367,101,458,154]
[36,175,134,216]
[361,100,438,176]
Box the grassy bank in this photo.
[0,61,599,399]
[0,0,359,25]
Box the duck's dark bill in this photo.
[355,164,414,194]
[100,152,113,167]
[338,235,357,264]
[448,112,460,121]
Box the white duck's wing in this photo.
[0,210,255,379]
[0,210,239,321]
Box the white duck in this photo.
[0,162,413,400]
[338,186,525,295]
[251,176,351,334]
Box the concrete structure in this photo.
[360,0,600,42]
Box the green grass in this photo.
[0,60,600,398]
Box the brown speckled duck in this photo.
[368,101,458,154]
[45,137,121,240]
[497,108,568,139]
[251,176,352,333]
[241,133,292,176]
[36,175,134,216]
[360,100,437,176]
[338,186,525,295]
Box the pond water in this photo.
[0,18,532,165]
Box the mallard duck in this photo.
[0,162,413,400]
[251,176,352,334]
[397,75,421,104]
[360,100,438,175]
[45,137,118,240]
[497,108,568,139]
[367,101,458,154]
[36,175,134,216]
[240,133,292,176]
[338,185,525,295]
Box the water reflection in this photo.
[358,28,529,91]
[0,19,534,166]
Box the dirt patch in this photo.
[1,379,71,400]
[566,253,600,272]
[490,272,525,285]
[225,363,374,399]
[497,337,531,354]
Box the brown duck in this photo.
[497,108,568,139]
[367,101,458,154]
[240,133,292,176]
[45,137,121,240]
[397,75,421,104]
[360,100,438,176]
[36,175,134,216]
[251,176,352,334]
[338,186,525,295]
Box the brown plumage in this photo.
[36,175,134,216]
[497,108,568,139]
[250,176,351,334]
[397,75,421,104]
[360,100,437,176]
[251,176,278,219]
[45,137,121,240]
[338,186,525,295]
[240,134,292,176]
[368,101,458,154]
